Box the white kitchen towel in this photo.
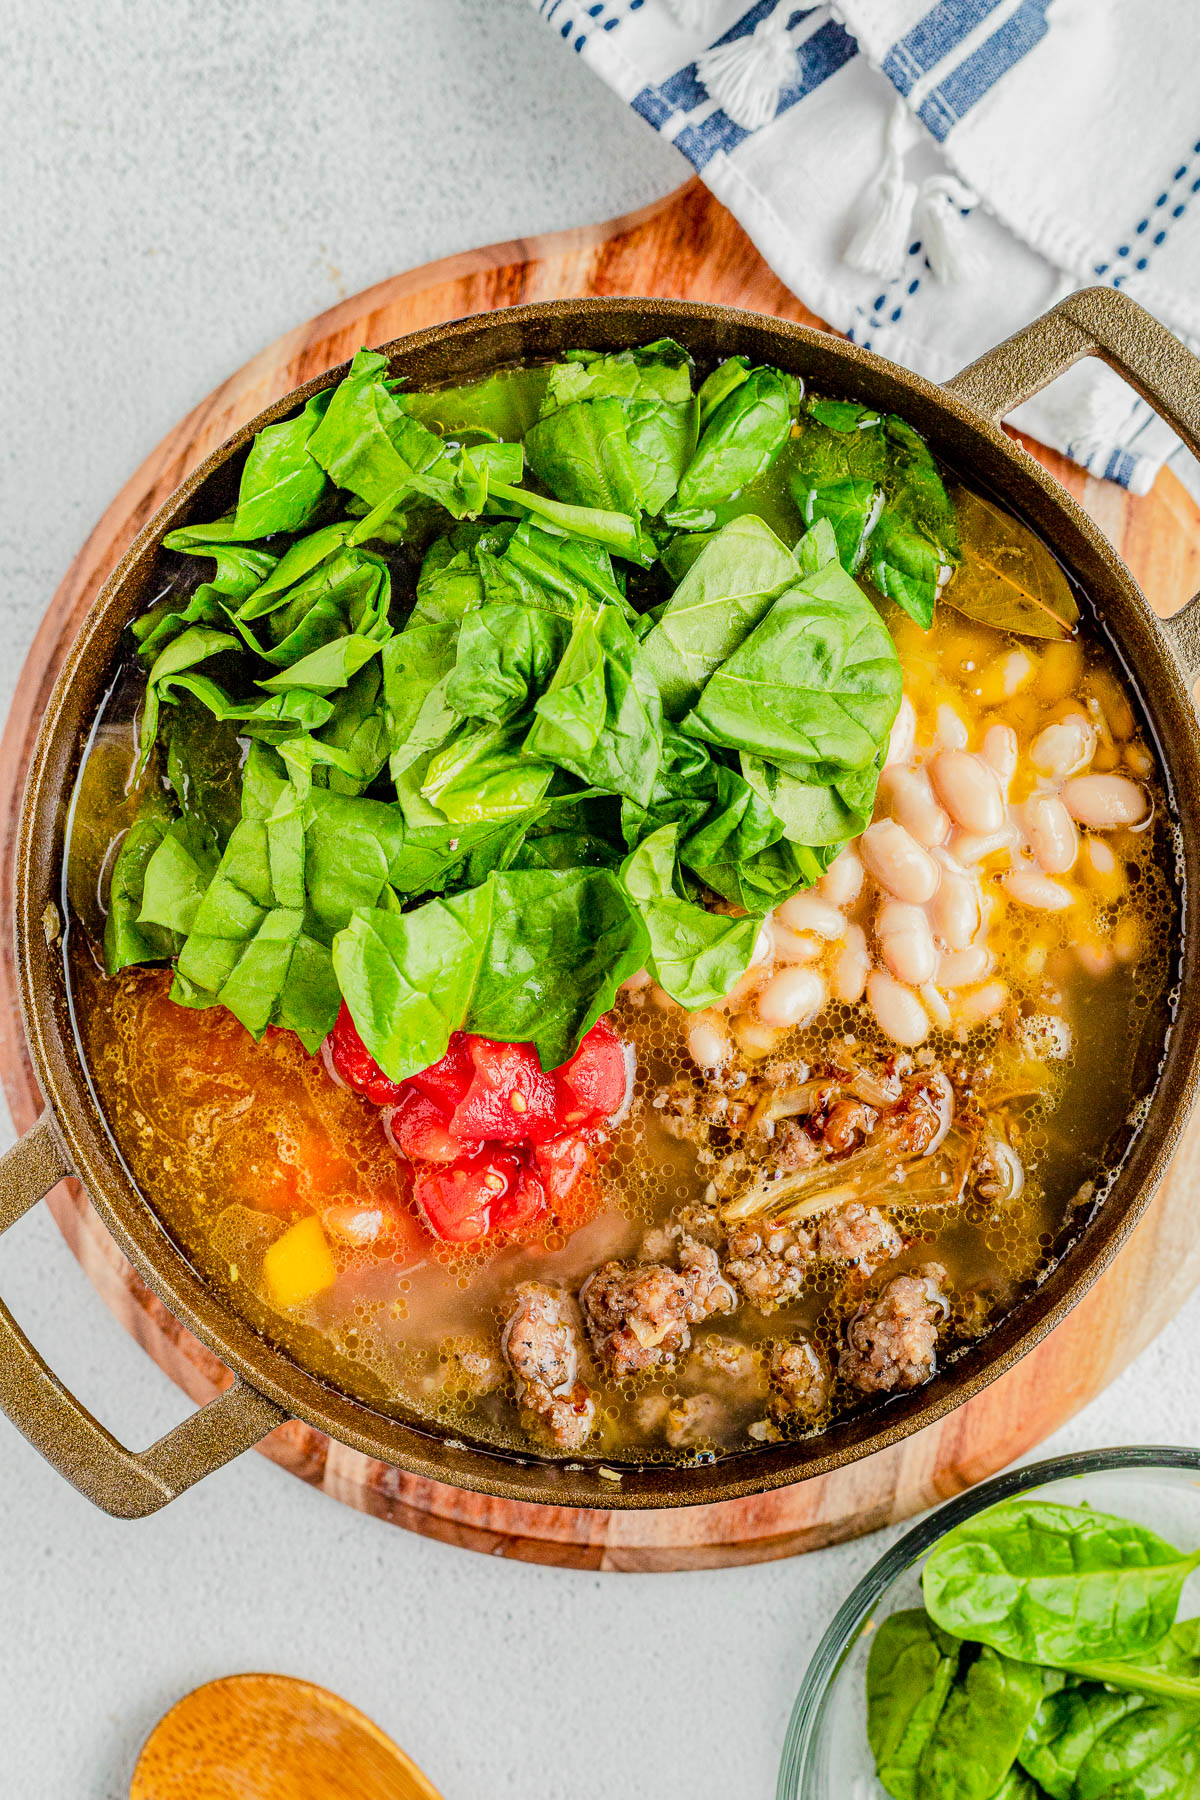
[530,0,1200,497]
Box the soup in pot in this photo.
[64,341,1175,1467]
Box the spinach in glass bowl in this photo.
[780,1449,1200,1800]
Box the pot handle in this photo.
[0,1113,286,1517]
[945,285,1200,682]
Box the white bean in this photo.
[981,724,1018,793]
[876,899,937,986]
[731,1015,783,1058]
[933,703,969,751]
[930,750,1005,834]
[884,695,916,768]
[955,980,1009,1026]
[1031,715,1096,781]
[832,924,870,1004]
[619,969,652,993]
[920,983,952,1028]
[995,648,1034,698]
[1082,836,1117,876]
[929,852,982,951]
[768,924,822,964]
[1061,773,1149,830]
[880,766,950,849]
[1077,940,1116,978]
[860,819,939,904]
[1002,868,1074,911]
[1023,792,1078,875]
[750,926,773,966]
[756,966,827,1029]
[687,1011,731,1071]
[867,968,930,1046]
[775,891,847,939]
[817,846,864,908]
[937,944,993,988]
[949,825,1018,866]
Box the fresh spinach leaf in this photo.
[398,365,551,442]
[487,480,657,568]
[1063,1617,1200,1706]
[421,718,555,824]
[332,868,645,1079]
[1019,1684,1149,1800]
[621,824,760,1009]
[444,603,570,723]
[916,1648,1047,1800]
[696,355,750,428]
[922,1499,1200,1668]
[636,515,799,719]
[668,365,797,528]
[866,1609,962,1800]
[525,602,663,808]
[681,555,903,780]
[1071,1698,1200,1799]
[104,799,180,972]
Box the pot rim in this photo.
[11,293,1200,1512]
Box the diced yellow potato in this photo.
[264,1215,336,1309]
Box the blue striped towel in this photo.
[531,0,1200,497]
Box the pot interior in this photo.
[22,299,1200,1508]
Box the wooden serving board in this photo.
[4,180,1200,1569]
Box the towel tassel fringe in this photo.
[695,9,795,132]
[915,174,983,283]
[845,100,921,281]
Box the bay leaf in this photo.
[944,489,1080,640]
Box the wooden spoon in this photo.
[130,1673,444,1800]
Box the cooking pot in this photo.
[3,290,1199,1518]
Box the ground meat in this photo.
[816,1201,902,1276]
[684,1333,757,1387]
[725,1222,814,1312]
[839,1263,950,1396]
[580,1236,736,1377]
[442,1340,503,1397]
[820,1098,878,1155]
[883,1071,954,1157]
[772,1119,825,1172]
[664,1393,727,1449]
[501,1283,596,1451]
[768,1337,830,1422]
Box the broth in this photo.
[62,360,1177,1468]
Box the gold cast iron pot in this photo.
[4,291,1200,1518]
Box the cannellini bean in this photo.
[1030,715,1095,781]
[832,924,870,1004]
[756,966,827,1029]
[1002,868,1074,911]
[731,1015,783,1058]
[930,851,981,951]
[1077,938,1116,977]
[818,846,864,908]
[768,924,822,964]
[867,968,930,1047]
[880,766,950,848]
[687,1010,732,1071]
[920,984,952,1029]
[885,695,916,768]
[750,926,774,965]
[981,724,1018,792]
[949,825,1018,866]
[619,969,652,993]
[649,983,679,1011]
[859,820,939,904]
[323,1204,385,1247]
[876,899,937,986]
[937,944,993,988]
[775,891,847,939]
[1061,773,1149,830]
[1023,792,1078,875]
[933,703,969,751]
[955,980,1009,1026]
[930,750,1005,834]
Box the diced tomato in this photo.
[533,1128,598,1207]
[407,1032,473,1114]
[326,1002,406,1107]
[410,1151,522,1244]
[451,1038,558,1145]
[383,1089,475,1165]
[553,1019,628,1129]
[488,1165,548,1237]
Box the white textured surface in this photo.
[2,4,1199,1797]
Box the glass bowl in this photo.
[778,1446,1200,1799]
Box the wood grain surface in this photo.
[3,178,1199,1569]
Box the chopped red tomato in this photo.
[384,1089,475,1165]
[533,1128,597,1207]
[451,1037,558,1146]
[553,1019,628,1129]
[406,1032,473,1114]
[488,1164,548,1236]
[410,1150,523,1244]
[327,1002,406,1107]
